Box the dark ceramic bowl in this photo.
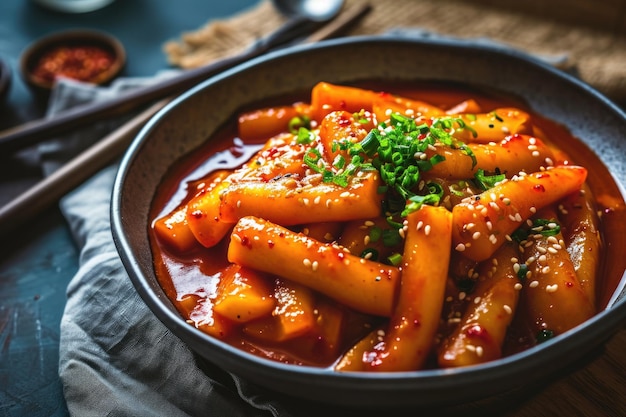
[19,29,125,95]
[112,37,626,409]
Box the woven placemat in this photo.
[164,0,626,105]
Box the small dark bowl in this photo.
[19,29,125,96]
[0,57,11,103]
[112,37,626,409]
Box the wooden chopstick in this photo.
[0,99,170,236]
[0,3,372,236]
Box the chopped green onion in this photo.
[532,218,561,236]
[382,229,402,247]
[288,115,310,134]
[296,127,315,145]
[369,226,382,243]
[360,248,379,261]
[511,227,529,243]
[387,253,403,266]
[401,182,444,216]
[473,168,506,191]
[516,263,529,282]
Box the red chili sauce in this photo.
[148,81,624,370]
[31,44,115,84]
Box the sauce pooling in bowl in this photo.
[149,81,622,371]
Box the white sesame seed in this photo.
[424,225,431,236]
[455,243,466,252]
[340,191,350,198]
[303,258,312,267]
[546,284,558,293]
[541,266,551,274]
[476,346,484,357]
[489,234,498,244]
[312,261,319,271]
[459,292,467,301]
[503,304,513,314]
[514,283,523,291]
[529,280,539,288]
[472,231,481,240]
[548,247,558,254]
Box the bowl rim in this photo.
[112,35,626,406]
[19,28,126,91]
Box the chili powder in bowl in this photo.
[20,29,125,95]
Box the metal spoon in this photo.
[0,0,346,154]
[254,0,345,51]
[272,0,344,22]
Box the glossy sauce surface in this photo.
[149,82,626,368]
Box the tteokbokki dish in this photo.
[149,82,605,371]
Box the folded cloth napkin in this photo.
[46,32,575,417]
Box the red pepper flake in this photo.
[31,44,115,84]
[533,184,546,192]
[466,324,489,340]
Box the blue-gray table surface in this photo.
[0,1,256,415]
